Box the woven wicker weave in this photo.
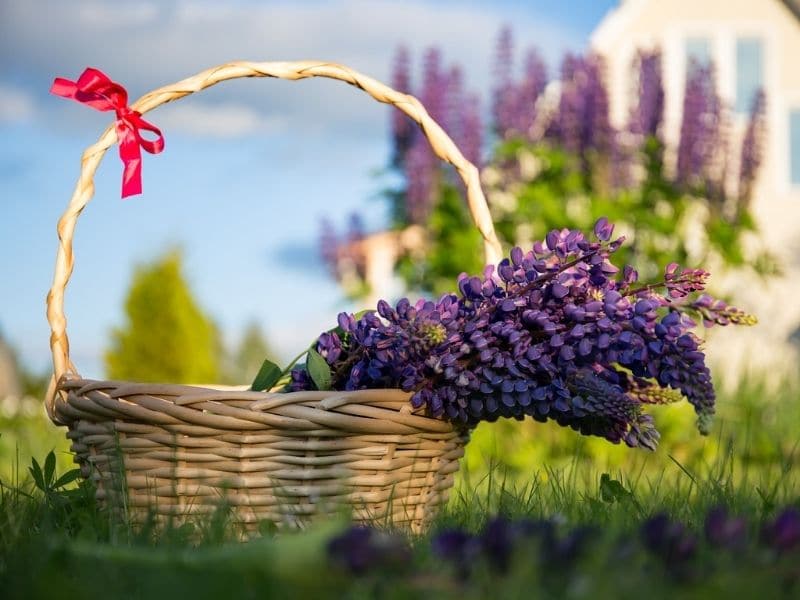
[45,61,503,533]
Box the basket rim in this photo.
[55,375,462,435]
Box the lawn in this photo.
[0,379,798,599]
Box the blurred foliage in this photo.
[219,321,277,386]
[396,184,485,295]
[0,397,71,483]
[104,250,221,384]
[463,377,799,486]
[409,138,777,295]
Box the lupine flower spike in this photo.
[297,218,755,449]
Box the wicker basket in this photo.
[45,61,504,533]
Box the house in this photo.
[591,0,800,383]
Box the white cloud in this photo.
[77,1,159,27]
[0,85,35,122]
[156,101,287,137]
[0,0,585,135]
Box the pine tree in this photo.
[105,250,220,383]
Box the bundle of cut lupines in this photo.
[255,218,755,450]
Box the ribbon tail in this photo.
[120,156,143,198]
[117,123,144,198]
[50,77,78,100]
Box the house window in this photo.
[791,110,800,186]
[736,37,764,114]
[685,37,711,70]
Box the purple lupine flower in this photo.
[404,138,437,224]
[676,61,722,188]
[610,130,631,190]
[491,27,547,140]
[345,212,367,280]
[641,513,698,567]
[327,526,410,574]
[390,45,415,167]
[480,517,515,572]
[492,25,516,138]
[509,47,548,139]
[421,47,447,127]
[547,525,598,567]
[551,53,614,162]
[630,49,665,139]
[346,212,365,245]
[442,64,483,167]
[445,65,464,137]
[293,218,754,445]
[459,92,483,167]
[689,293,757,327]
[431,529,480,580]
[762,507,800,553]
[399,46,451,224]
[738,89,766,207]
[318,217,339,277]
[705,506,748,550]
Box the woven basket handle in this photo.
[45,60,503,412]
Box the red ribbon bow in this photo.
[50,67,164,198]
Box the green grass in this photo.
[0,379,798,599]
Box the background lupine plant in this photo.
[319,26,774,298]
[326,506,800,580]
[285,218,756,450]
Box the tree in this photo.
[222,321,277,385]
[105,250,220,383]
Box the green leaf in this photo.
[599,473,634,504]
[250,359,283,392]
[53,469,82,489]
[29,458,45,492]
[44,451,56,487]
[307,349,332,391]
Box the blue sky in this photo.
[0,0,616,379]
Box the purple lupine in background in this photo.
[762,507,800,553]
[447,63,483,167]
[404,140,437,224]
[492,25,516,138]
[345,212,367,276]
[551,54,614,161]
[640,513,698,569]
[704,506,748,550]
[327,526,410,574]
[445,65,465,146]
[459,92,483,167]
[610,130,631,191]
[513,48,548,138]
[346,212,366,246]
[318,217,340,277]
[738,89,766,207]
[317,213,368,282]
[676,62,722,188]
[390,45,415,167]
[396,47,483,223]
[630,50,665,139]
[401,47,451,224]
[421,47,448,128]
[491,26,548,141]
